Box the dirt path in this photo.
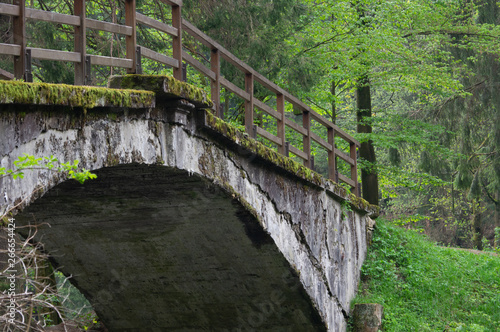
[448,247,498,257]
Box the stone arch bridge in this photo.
[0,76,378,331]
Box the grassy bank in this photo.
[350,219,500,331]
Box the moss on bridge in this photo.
[0,80,155,109]
[108,74,213,108]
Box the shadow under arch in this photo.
[15,163,326,331]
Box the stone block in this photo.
[353,303,383,332]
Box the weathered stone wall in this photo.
[0,79,377,331]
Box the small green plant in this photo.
[0,154,96,184]
[1,154,97,330]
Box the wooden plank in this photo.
[284,94,311,113]
[136,12,178,36]
[26,8,80,26]
[182,19,254,75]
[302,111,311,168]
[245,73,254,134]
[0,68,14,80]
[181,19,217,49]
[183,17,285,96]
[171,4,182,80]
[277,93,286,155]
[350,142,358,193]
[338,173,356,188]
[335,148,355,165]
[182,50,215,80]
[141,46,179,68]
[86,18,132,35]
[88,55,133,68]
[253,72,285,95]
[309,109,361,146]
[256,126,282,146]
[220,77,250,101]
[211,48,221,116]
[284,118,307,136]
[13,0,25,79]
[160,0,183,6]
[125,0,137,74]
[254,98,282,121]
[286,93,358,146]
[289,145,308,161]
[310,132,333,152]
[0,43,21,56]
[220,49,254,75]
[30,48,81,62]
[327,127,336,181]
[0,3,20,16]
[74,0,86,85]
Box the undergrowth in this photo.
[350,218,500,331]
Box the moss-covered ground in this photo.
[350,218,500,331]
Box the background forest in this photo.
[1,0,499,251]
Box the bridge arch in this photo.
[16,164,326,331]
[1,81,377,331]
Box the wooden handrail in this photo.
[0,0,360,195]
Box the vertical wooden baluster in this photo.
[328,127,336,181]
[125,0,137,74]
[245,73,254,135]
[350,142,359,195]
[303,110,311,168]
[13,0,25,80]
[277,93,285,155]
[74,0,86,85]
[172,3,183,80]
[211,48,221,116]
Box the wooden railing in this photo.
[0,0,361,195]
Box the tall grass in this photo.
[350,218,500,331]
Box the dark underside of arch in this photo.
[15,164,326,331]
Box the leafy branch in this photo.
[0,154,97,184]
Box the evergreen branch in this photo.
[480,177,498,205]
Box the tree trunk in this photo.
[495,191,500,248]
[471,199,483,250]
[356,76,379,206]
[331,80,336,124]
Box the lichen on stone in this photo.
[0,80,155,110]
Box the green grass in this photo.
[350,218,500,332]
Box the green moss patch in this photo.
[0,80,155,109]
[108,74,212,108]
[203,111,376,214]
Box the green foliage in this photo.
[0,154,96,184]
[352,219,500,331]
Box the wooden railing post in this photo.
[245,73,254,134]
[277,93,286,155]
[211,48,221,116]
[74,0,86,85]
[125,0,137,74]
[172,3,183,80]
[303,110,311,168]
[328,127,336,181]
[350,142,359,195]
[13,0,26,80]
